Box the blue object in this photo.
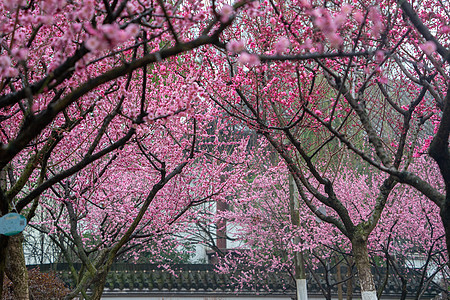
[0,213,27,236]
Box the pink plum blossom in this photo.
[368,7,384,39]
[220,4,234,23]
[11,48,28,60]
[419,41,437,55]
[238,52,260,66]
[375,50,384,63]
[85,37,101,51]
[274,37,290,54]
[126,24,140,38]
[226,39,246,54]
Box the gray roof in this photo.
[31,263,444,298]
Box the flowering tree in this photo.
[213,153,447,299]
[0,0,254,298]
[28,110,248,298]
[1,0,449,299]
[195,0,450,299]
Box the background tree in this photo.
[195,0,450,299]
[1,0,449,299]
[212,150,447,299]
[0,0,252,297]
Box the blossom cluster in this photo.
[85,23,140,52]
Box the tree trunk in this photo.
[294,250,308,300]
[441,194,450,266]
[346,257,353,300]
[337,260,343,300]
[352,236,377,300]
[0,235,9,298]
[5,233,29,300]
[289,175,308,300]
[90,267,109,300]
[0,168,8,298]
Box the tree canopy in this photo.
[0,0,449,299]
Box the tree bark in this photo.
[352,236,377,300]
[440,194,450,266]
[5,233,29,300]
[90,266,110,300]
[289,175,308,300]
[346,257,353,300]
[337,260,343,300]
[295,252,308,300]
[0,235,9,298]
[0,167,8,298]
